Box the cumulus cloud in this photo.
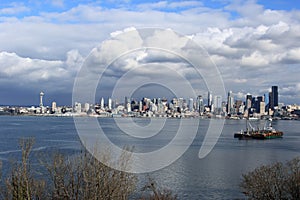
[1,0,300,105]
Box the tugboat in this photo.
[234,119,283,140]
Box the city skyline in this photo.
[0,1,300,105]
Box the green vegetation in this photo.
[241,157,300,200]
[0,138,177,200]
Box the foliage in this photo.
[140,178,177,200]
[241,157,300,200]
[0,138,179,200]
[1,138,46,199]
[0,138,136,200]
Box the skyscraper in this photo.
[189,98,194,112]
[227,91,234,114]
[100,97,104,109]
[213,95,222,114]
[270,86,278,110]
[264,93,269,112]
[208,91,212,108]
[246,94,252,109]
[196,96,204,114]
[108,98,112,110]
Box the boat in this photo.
[234,119,283,140]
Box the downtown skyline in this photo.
[0,0,300,106]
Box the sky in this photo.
[0,0,300,106]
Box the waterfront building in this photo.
[74,102,82,113]
[126,102,131,112]
[139,101,143,112]
[84,103,90,112]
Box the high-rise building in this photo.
[125,96,129,108]
[259,101,266,115]
[100,97,104,109]
[74,102,81,113]
[270,86,278,110]
[213,95,222,114]
[227,91,234,114]
[108,98,112,110]
[256,96,264,113]
[84,103,90,112]
[246,94,252,110]
[188,98,194,112]
[264,93,269,112]
[196,96,204,114]
[235,100,243,114]
[208,91,212,108]
[139,101,143,112]
[51,101,56,113]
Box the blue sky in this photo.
[0,0,300,106]
[1,0,299,17]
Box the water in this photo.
[0,116,300,199]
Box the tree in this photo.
[241,157,300,200]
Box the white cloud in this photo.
[51,0,64,8]
[0,1,300,104]
[241,51,269,67]
[0,3,30,15]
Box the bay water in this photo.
[0,116,299,199]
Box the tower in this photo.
[208,91,212,108]
[227,91,234,114]
[270,86,278,110]
[39,92,44,107]
[100,97,104,109]
[196,96,204,114]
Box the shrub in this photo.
[0,138,136,200]
[241,157,300,200]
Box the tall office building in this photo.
[213,95,222,114]
[84,103,90,112]
[189,98,194,112]
[264,93,269,112]
[51,101,56,113]
[256,96,264,113]
[208,91,212,108]
[227,91,234,114]
[246,94,252,109]
[270,86,278,110]
[196,96,204,114]
[108,98,112,110]
[100,97,104,109]
[124,96,129,109]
